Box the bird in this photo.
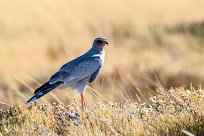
[26,37,108,112]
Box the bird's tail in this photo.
[26,81,62,103]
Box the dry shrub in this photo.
[0,87,203,135]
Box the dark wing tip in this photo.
[34,82,50,94]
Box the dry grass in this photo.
[1,0,204,135]
[1,0,204,105]
[0,87,204,135]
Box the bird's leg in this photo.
[80,93,86,112]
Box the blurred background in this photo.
[1,0,204,105]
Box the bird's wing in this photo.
[26,81,62,103]
[49,56,102,85]
[89,66,102,83]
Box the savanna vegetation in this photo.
[0,0,204,135]
[1,87,204,135]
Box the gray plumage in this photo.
[27,37,108,103]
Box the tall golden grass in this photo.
[1,0,204,135]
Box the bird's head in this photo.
[92,37,108,49]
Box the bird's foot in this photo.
[83,108,89,114]
[81,107,90,117]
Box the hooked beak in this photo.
[102,40,109,45]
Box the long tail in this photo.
[26,81,62,103]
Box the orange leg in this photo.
[80,94,86,111]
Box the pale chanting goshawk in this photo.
[27,37,108,111]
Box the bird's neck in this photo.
[91,46,105,54]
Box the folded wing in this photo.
[49,56,102,85]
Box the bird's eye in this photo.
[97,40,103,44]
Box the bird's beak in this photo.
[102,41,109,45]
